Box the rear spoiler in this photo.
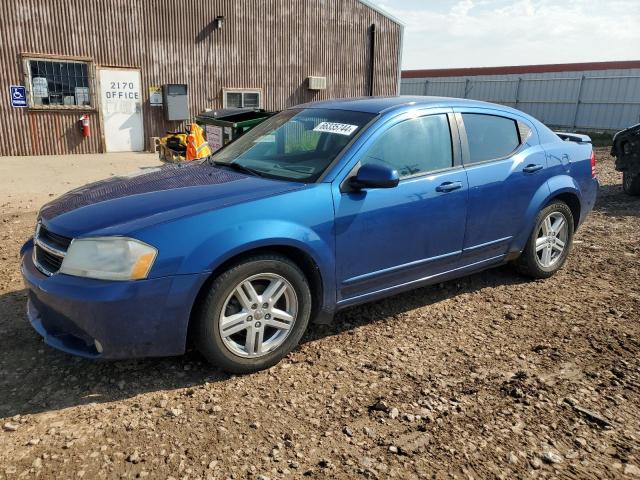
[555,131,592,144]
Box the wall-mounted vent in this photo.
[308,76,327,90]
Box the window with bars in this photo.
[26,59,92,108]
[223,89,261,109]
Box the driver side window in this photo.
[361,114,453,178]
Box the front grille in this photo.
[39,226,72,250]
[35,245,64,273]
[33,223,72,276]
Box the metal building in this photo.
[0,0,403,156]
[401,61,640,132]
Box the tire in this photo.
[623,171,640,196]
[514,201,574,279]
[194,254,312,374]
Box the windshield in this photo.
[211,108,375,182]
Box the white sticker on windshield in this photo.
[313,122,359,136]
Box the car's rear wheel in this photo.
[194,254,311,374]
[515,201,574,279]
[623,171,640,196]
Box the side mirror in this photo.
[350,162,399,190]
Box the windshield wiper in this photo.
[211,160,265,178]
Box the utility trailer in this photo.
[611,123,640,196]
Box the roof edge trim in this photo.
[402,60,640,78]
[357,0,405,26]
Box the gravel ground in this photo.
[0,148,639,479]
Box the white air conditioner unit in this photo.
[308,76,327,90]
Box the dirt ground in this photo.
[0,152,160,213]
[0,148,639,479]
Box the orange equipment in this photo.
[185,123,212,160]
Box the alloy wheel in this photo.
[535,211,569,268]
[218,273,298,358]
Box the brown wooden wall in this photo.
[0,0,402,156]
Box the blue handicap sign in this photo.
[10,85,27,107]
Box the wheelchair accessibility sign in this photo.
[10,85,27,107]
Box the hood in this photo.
[40,162,303,237]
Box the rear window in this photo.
[462,113,520,164]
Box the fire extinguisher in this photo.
[79,114,90,137]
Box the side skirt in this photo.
[335,254,507,310]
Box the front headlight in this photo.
[59,237,157,281]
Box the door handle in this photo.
[436,181,463,193]
[523,164,544,173]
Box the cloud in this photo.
[373,0,640,69]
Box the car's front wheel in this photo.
[515,201,574,279]
[194,254,312,374]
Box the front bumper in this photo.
[21,240,209,359]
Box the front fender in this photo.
[187,219,331,273]
[183,219,336,318]
[510,175,581,254]
[136,184,338,315]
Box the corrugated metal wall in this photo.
[1,0,401,156]
[401,68,640,131]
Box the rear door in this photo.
[455,109,551,263]
[333,111,469,304]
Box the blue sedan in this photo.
[21,96,599,373]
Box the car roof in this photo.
[295,95,517,115]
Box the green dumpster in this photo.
[195,108,276,153]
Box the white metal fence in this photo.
[401,69,640,132]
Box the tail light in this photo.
[590,150,597,178]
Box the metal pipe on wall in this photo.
[368,23,376,96]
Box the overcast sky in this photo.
[371,0,640,70]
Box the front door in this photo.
[99,68,144,152]
[333,112,468,304]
